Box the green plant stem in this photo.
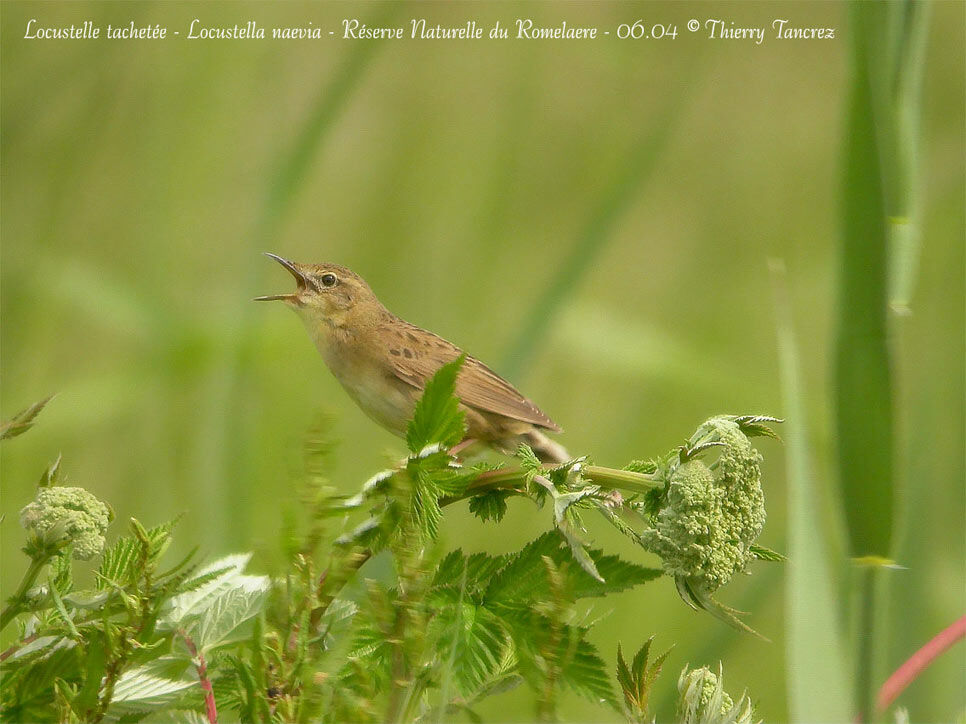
[442,463,663,506]
[583,465,664,494]
[0,552,53,632]
[855,567,877,721]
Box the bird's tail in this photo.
[523,429,571,464]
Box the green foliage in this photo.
[676,664,756,724]
[616,637,672,723]
[1,378,782,723]
[405,355,467,454]
[836,0,895,562]
[771,260,853,722]
[0,510,264,723]
[467,490,510,523]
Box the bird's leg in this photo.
[449,437,478,460]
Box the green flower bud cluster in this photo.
[640,417,766,595]
[677,665,755,724]
[20,486,113,560]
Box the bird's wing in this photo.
[381,320,562,432]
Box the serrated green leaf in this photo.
[616,644,634,705]
[433,602,510,696]
[405,355,466,453]
[561,637,616,707]
[434,549,506,596]
[570,553,661,599]
[623,459,658,475]
[484,532,565,604]
[468,491,510,523]
[617,636,671,722]
[97,519,181,590]
[517,443,542,474]
[410,468,443,541]
[109,656,195,710]
[160,554,270,651]
[737,420,783,441]
[51,552,73,594]
[483,532,658,605]
[97,537,141,589]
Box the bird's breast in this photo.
[304,319,416,437]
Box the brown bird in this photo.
[255,254,569,463]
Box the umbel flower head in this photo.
[638,415,779,634]
[677,664,756,724]
[20,486,113,560]
[641,417,766,593]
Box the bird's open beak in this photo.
[254,253,310,302]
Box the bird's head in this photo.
[255,253,382,327]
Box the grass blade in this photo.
[771,260,852,722]
[886,2,929,313]
[836,2,895,561]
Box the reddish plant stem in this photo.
[180,629,218,724]
[0,633,39,662]
[876,615,966,713]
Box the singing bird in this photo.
[255,253,569,463]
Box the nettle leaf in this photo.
[433,601,511,696]
[483,532,658,605]
[406,355,466,453]
[468,491,510,523]
[484,533,565,603]
[108,656,195,711]
[51,551,73,594]
[160,554,270,651]
[507,611,616,709]
[623,459,659,475]
[617,637,672,722]
[517,443,542,474]
[410,469,443,542]
[434,550,506,595]
[562,637,616,707]
[571,553,661,599]
[97,536,141,589]
[733,414,783,441]
[97,518,180,589]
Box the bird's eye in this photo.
[320,273,337,288]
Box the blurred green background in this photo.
[2,1,963,720]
